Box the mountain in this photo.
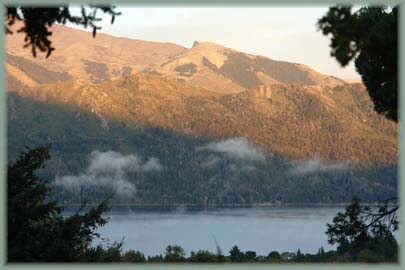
[7,23,186,83]
[150,41,345,94]
[6,24,398,204]
[7,24,344,92]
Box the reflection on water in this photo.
[65,205,344,256]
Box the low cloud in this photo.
[142,157,164,171]
[197,137,265,161]
[201,155,222,167]
[289,157,350,175]
[54,150,163,197]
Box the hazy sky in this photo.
[72,7,359,79]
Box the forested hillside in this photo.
[8,92,397,205]
[6,24,398,205]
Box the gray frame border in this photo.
[0,1,403,269]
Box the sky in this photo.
[71,6,360,80]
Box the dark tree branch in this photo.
[317,6,398,121]
[5,6,121,58]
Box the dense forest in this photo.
[8,92,397,205]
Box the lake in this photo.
[76,205,346,257]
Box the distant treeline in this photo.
[78,243,397,263]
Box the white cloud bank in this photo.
[201,155,222,167]
[289,157,350,175]
[54,150,162,197]
[197,137,265,161]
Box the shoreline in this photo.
[59,202,390,208]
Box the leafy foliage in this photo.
[267,251,282,262]
[164,245,187,262]
[326,197,398,262]
[6,6,121,57]
[318,7,400,251]
[7,146,111,262]
[79,241,124,262]
[111,241,395,263]
[229,245,245,262]
[122,249,147,262]
[318,6,398,121]
[189,250,228,262]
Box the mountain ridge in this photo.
[7,23,347,92]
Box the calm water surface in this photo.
[65,205,347,256]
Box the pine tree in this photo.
[7,146,111,262]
